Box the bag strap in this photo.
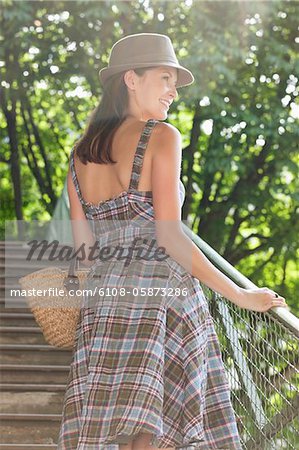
[63,254,80,292]
[68,254,79,276]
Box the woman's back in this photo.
[73,118,159,206]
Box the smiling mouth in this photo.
[159,99,170,108]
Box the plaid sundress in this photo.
[57,119,242,449]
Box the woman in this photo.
[57,33,288,450]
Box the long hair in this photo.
[74,67,156,165]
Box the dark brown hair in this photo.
[74,67,156,165]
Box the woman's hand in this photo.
[234,287,289,313]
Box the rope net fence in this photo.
[202,284,299,450]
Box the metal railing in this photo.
[182,224,299,450]
[4,216,299,449]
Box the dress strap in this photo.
[69,148,85,204]
[129,119,158,191]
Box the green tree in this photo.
[0,0,298,312]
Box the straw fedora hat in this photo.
[99,33,194,88]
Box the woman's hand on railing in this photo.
[235,287,289,312]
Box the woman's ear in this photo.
[123,69,137,91]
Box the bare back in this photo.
[73,118,156,205]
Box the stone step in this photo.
[2,243,90,446]
[0,344,72,365]
[2,269,68,286]
[2,261,55,268]
[0,364,69,384]
[1,391,65,415]
[0,265,62,277]
[0,306,31,313]
[0,414,60,444]
[0,241,69,251]
[0,241,28,246]
[0,249,28,258]
[0,326,45,345]
[1,384,67,392]
[0,313,38,327]
[0,299,32,309]
[0,445,57,449]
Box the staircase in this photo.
[0,241,72,449]
[1,238,299,449]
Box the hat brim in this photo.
[99,62,194,88]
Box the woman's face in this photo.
[124,66,178,121]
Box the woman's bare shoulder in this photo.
[150,121,182,154]
[153,120,181,137]
[114,119,181,160]
[119,118,180,140]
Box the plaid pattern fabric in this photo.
[57,119,242,449]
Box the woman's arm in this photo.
[67,168,96,267]
[151,122,287,312]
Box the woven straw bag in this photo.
[19,256,89,349]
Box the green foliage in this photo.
[0,0,298,314]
